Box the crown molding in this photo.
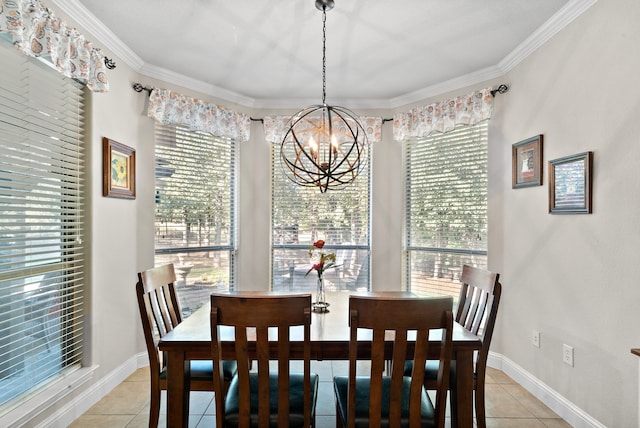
[391,0,598,109]
[388,65,505,109]
[138,63,256,107]
[499,0,599,72]
[51,0,597,109]
[50,0,144,70]
[251,96,394,110]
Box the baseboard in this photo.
[488,351,606,428]
[136,351,150,368]
[34,355,141,428]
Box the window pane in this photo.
[404,123,488,299]
[271,146,370,292]
[154,250,232,318]
[0,41,85,412]
[272,247,370,292]
[154,125,236,317]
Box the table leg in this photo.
[166,351,191,428]
[451,349,474,428]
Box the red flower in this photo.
[306,241,339,278]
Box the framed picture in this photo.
[512,135,543,188]
[103,137,136,199]
[549,151,593,214]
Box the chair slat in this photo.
[278,326,291,427]
[469,289,489,335]
[337,294,454,428]
[456,283,472,325]
[160,284,180,327]
[210,293,316,428]
[389,329,408,425]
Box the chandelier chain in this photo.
[322,7,327,105]
[280,0,367,192]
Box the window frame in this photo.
[0,40,86,414]
[270,144,372,292]
[403,122,489,296]
[153,124,238,317]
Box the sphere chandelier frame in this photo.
[280,0,368,193]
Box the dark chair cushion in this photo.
[224,372,319,428]
[159,360,237,381]
[403,359,439,382]
[333,375,436,428]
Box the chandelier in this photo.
[280,0,368,193]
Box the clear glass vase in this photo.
[312,275,330,312]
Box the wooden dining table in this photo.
[158,291,481,428]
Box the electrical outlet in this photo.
[532,330,540,348]
[563,344,574,366]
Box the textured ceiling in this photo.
[57,0,595,108]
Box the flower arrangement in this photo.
[305,240,339,278]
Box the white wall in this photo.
[18,0,638,426]
[489,0,640,426]
[87,62,149,378]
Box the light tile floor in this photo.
[70,363,572,428]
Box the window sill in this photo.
[0,365,98,427]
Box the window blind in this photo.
[271,145,370,292]
[154,124,236,318]
[0,41,85,412]
[404,122,488,297]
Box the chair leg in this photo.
[475,384,486,428]
[149,384,160,428]
[449,385,458,427]
[335,402,345,428]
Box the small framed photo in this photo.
[549,151,593,214]
[103,137,136,199]
[512,135,543,188]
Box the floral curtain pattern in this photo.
[263,115,382,144]
[393,87,494,141]
[0,0,109,92]
[148,88,251,142]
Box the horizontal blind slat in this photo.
[271,142,371,292]
[405,122,488,295]
[154,124,237,308]
[0,39,86,410]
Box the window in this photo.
[271,146,370,292]
[0,41,85,411]
[154,125,237,318]
[404,122,488,298]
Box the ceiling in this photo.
[56,0,593,109]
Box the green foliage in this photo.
[155,128,234,248]
[272,150,370,246]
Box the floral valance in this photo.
[263,115,382,144]
[393,87,494,141]
[148,88,251,142]
[0,0,109,92]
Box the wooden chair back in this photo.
[210,293,313,428]
[346,294,453,428]
[136,263,182,377]
[457,265,502,377]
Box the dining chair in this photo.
[404,264,502,428]
[210,292,319,428]
[136,264,237,428]
[333,294,454,428]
